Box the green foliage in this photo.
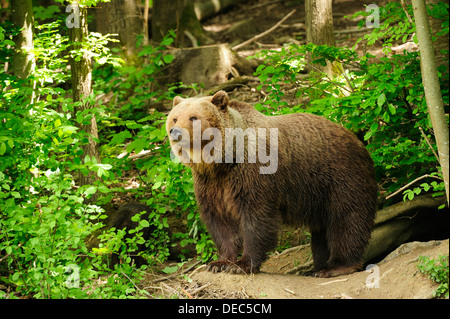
[353,2,416,52]
[251,1,449,199]
[402,173,446,206]
[417,255,449,298]
[353,1,449,53]
[95,209,170,267]
[0,19,123,298]
[0,17,199,299]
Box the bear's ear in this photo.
[211,90,229,111]
[173,96,184,106]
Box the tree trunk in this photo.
[305,0,335,46]
[411,0,449,204]
[95,0,142,62]
[68,4,100,192]
[152,0,210,47]
[11,0,35,79]
[305,0,335,75]
[1,0,10,23]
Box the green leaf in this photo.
[30,237,39,248]
[3,39,15,46]
[370,122,379,131]
[84,186,97,196]
[98,185,110,193]
[139,220,150,228]
[11,191,21,198]
[126,138,147,154]
[162,266,178,274]
[12,272,20,282]
[407,190,414,200]
[388,103,396,115]
[152,181,162,190]
[163,54,174,64]
[60,126,79,135]
[377,93,386,107]
[110,130,131,145]
[161,36,174,46]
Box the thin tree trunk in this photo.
[142,0,150,46]
[68,4,100,192]
[11,0,35,79]
[412,0,449,204]
[305,0,336,75]
[305,0,335,47]
[95,0,142,61]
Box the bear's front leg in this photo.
[202,213,242,273]
[223,213,279,274]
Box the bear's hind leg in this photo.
[314,211,372,278]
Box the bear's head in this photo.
[166,91,231,166]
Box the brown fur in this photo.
[166,91,378,277]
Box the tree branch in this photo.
[385,174,443,200]
[232,9,296,51]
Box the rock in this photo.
[380,240,443,264]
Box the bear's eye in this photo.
[173,118,177,124]
[190,116,198,122]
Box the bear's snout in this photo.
[170,127,183,141]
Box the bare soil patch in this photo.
[143,239,448,299]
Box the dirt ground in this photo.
[142,239,448,299]
[189,240,449,299]
[138,0,449,299]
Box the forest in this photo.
[0,0,449,299]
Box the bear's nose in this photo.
[170,127,183,141]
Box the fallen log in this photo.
[160,44,257,89]
[194,0,248,21]
[363,194,448,264]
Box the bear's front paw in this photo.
[224,260,260,275]
[206,260,232,273]
[312,264,361,278]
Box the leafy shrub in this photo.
[417,255,449,298]
[0,21,189,299]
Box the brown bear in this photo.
[166,90,377,277]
